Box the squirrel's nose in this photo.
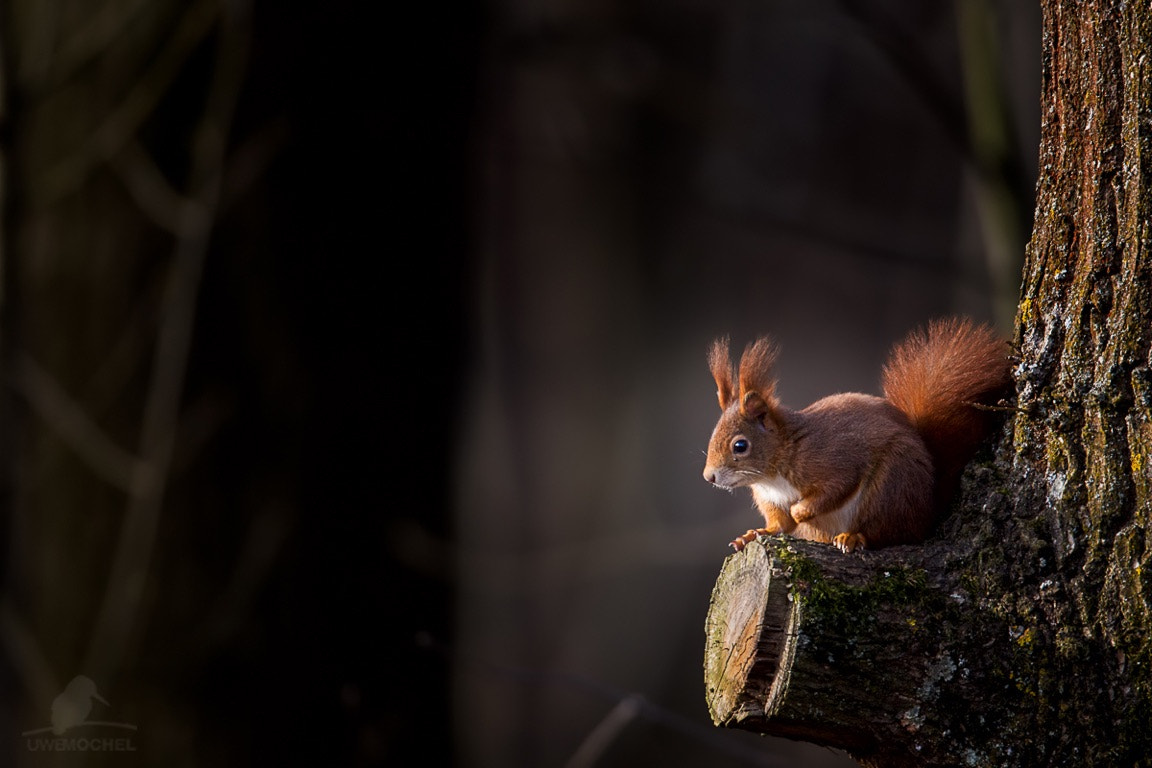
[703,468,716,484]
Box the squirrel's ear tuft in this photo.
[741,391,771,421]
[738,337,779,415]
[708,337,736,409]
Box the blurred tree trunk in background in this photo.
[706,0,1152,764]
[0,2,461,766]
[0,4,262,764]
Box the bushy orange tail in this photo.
[883,317,1012,507]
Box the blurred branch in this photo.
[84,0,252,682]
[113,116,292,234]
[425,633,793,767]
[34,0,219,205]
[219,116,292,209]
[110,140,186,233]
[168,391,233,477]
[38,0,154,92]
[9,354,142,493]
[565,695,643,768]
[83,292,163,414]
[192,503,290,655]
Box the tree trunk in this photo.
[704,1,1152,765]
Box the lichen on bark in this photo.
[958,0,1152,760]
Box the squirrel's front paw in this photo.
[833,532,867,553]
[790,501,817,523]
[730,528,773,551]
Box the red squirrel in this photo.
[703,317,1011,553]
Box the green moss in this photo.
[775,544,932,637]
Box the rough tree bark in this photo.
[704,2,1152,766]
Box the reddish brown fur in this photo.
[708,337,735,409]
[782,394,933,547]
[703,317,1011,552]
[882,317,1012,511]
[737,337,779,411]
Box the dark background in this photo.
[202,2,476,764]
[0,1,1037,766]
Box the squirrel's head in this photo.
[703,336,785,488]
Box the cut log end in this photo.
[703,537,951,760]
[703,540,798,728]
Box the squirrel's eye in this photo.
[732,438,749,455]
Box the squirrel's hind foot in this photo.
[833,532,867,553]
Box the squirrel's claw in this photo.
[730,528,774,551]
[833,532,867,553]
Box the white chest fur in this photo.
[750,475,864,544]
[751,475,802,510]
